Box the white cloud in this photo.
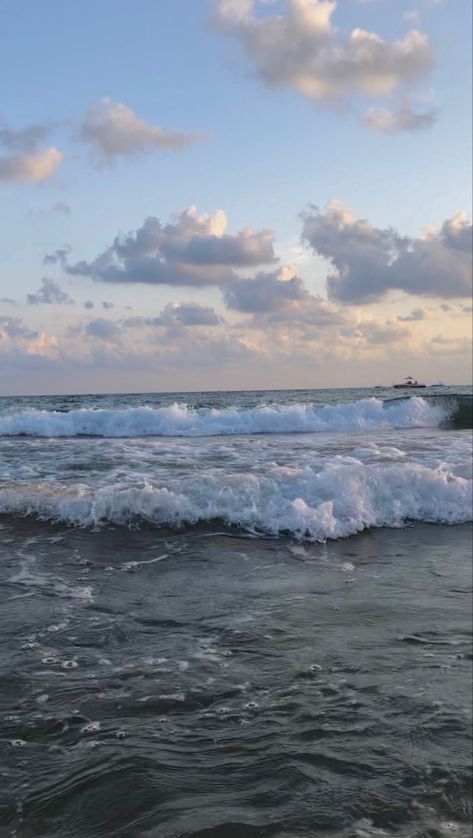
[80,98,204,161]
[363,101,438,133]
[210,0,433,114]
[302,202,472,302]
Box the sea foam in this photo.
[0,397,446,438]
[1,458,470,539]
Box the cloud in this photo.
[64,206,276,286]
[428,334,472,356]
[352,319,411,344]
[363,101,438,133]
[0,119,63,185]
[0,121,50,153]
[224,266,307,311]
[125,303,223,328]
[154,302,223,327]
[80,98,203,161]
[223,265,351,335]
[0,147,63,184]
[0,316,38,340]
[210,0,433,110]
[397,306,427,321]
[85,318,121,340]
[43,246,71,267]
[27,277,74,305]
[302,202,473,302]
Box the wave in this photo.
[0,396,464,438]
[1,459,471,539]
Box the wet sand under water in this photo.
[0,520,471,837]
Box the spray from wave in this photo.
[1,457,471,539]
[0,396,454,438]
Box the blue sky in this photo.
[0,0,471,394]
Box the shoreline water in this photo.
[0,520,471,836]
[0,387,471,836]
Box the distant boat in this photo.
[393,376,426,390]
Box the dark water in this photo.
[0,520,471,838]
[0,386,471,836]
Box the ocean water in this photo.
[0,386,471,837]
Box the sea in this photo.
[0,386,471,838]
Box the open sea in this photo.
[0,386,472,838]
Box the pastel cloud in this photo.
[363,101,438,133]
[302,202,473,302]
[0,147,62,184]
[0,119,62,184]
[80,98,203,160]
[211,0,433,110]
[62,206,276,286]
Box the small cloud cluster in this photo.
[125,303,223,329]
[302,202,472,302]
[64,206,276,286]
[1,98,204,188]
[211,0,434,129]
[80,98,203,162]
[27,277,74,305]
[363,100,438,134]
[0,119,62,184]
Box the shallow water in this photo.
[0,387,471,836]
[0,521,471,837]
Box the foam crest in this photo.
[0,397,446,438]
[1,458,470,539]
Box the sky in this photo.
[0,0,471,395]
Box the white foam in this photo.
[0,457,470,540]
[0,397,446,438]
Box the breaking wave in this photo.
[0,396,463,438]
[1,458,471,540]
